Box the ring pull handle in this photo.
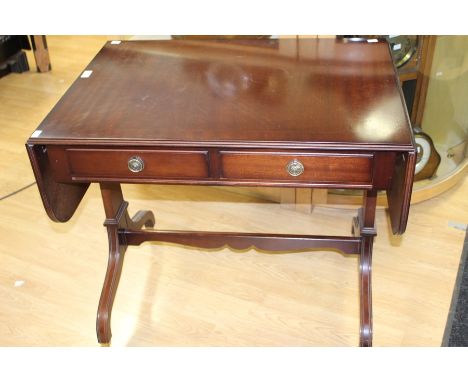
[128,156,145,173]
[286,159,304,177]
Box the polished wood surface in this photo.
[353,191,377,346]
[61,148,210,180]
[26,143,89,222]
[123,229,361,254]
[219,151,373,184]
[30,39,413,149]
[1,36,466,347]
[97,183,155,343]
[388,151,417,234]
[21,37,418,346]
[96,182,377,346]
[27,38,415,235]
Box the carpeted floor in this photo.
[443,228,468,346]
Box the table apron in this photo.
[45,146,396,190]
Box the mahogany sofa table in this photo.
[26,38,416,346]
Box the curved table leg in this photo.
[96,183,377,345]
[354,190,377,347]
[97,223,126,344]
[359,235,373,347]
[97,183,155,344]
[129,210,155,229]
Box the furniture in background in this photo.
[30,35,51,73]
[0,35,50,79]
[0,35,30,78]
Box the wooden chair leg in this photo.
[30,35,51,72]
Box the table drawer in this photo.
[57,148,209,180]
[220,151,373,184]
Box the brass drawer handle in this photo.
[286,159,304,177]
[128,156,145,173]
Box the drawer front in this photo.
[63,148,209,179]
[220,151,373,184]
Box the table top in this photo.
[31,38,413,151]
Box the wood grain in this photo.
[123,229,361,254]
[1,36,465,346]
[29,39,413,149]
[0,178,466,346]
[25,37,415,345]
[26,37,414,236]
[220,151,373,184]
